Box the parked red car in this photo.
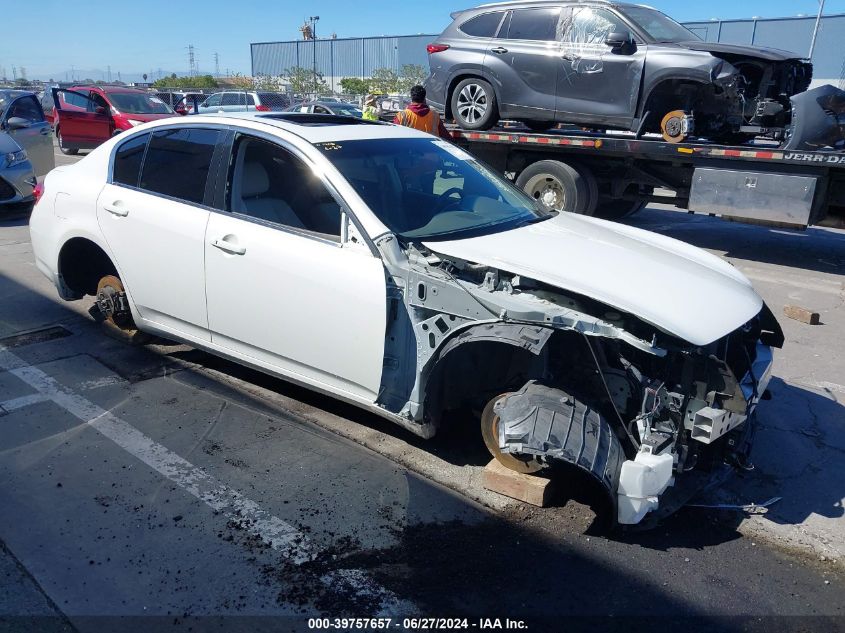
[52,85,176,155]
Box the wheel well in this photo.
[640,79,708,132]
[58,238,118,298]
[445,73,487,120]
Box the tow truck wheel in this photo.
[594,199,646,221]
[56,128,78,156]
[660,110,691,143]
[96,275,143,335]
[516,160,596,215]
[480,393,545,474]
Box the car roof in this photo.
[135,111,432,144]
[72,84,147,94]
[468,0,647,11]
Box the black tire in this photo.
[516,160,594,215]
[594,199,646,221]
[450,77,498,130]
[523,120,555,132]
[56,128,78,156]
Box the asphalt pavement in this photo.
[0,143,843,632]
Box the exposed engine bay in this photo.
[373,232,784,526]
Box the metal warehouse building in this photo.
[251,13,845,91]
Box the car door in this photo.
[2,94,54,176]
[52,88,113,148]
[483,6,562,119]
[198,93,223,114]
[204,132,387,401]
[556,5,647,126]
[96,126,226,342]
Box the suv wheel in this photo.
[451,78,498,130]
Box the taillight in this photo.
[255,104,270,111]
[427,43,450,54]
[33,181,44,204]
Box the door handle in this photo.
[103,202,129,217]
[212,239,246,255]
[491,46,508,54]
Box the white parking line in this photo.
[0,346,410,615]
[0,347,307,558]
[0,393,51,414]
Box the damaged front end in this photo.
[376,233,783,527]
[783,84,845,151]
[490,312,781,525]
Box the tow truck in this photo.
[448,123,845,229]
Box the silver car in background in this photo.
[196,91,291,114]
[0,90,55,212]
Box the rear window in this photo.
[113,133,149,187]
[459,11,505,37]
[257,92,290,109]
[507,7,560,41]
[139,128,222,204]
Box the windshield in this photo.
[619,6,699,43]
[108,93,173,115]
[317,138,550,240]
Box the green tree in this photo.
[339,77,370,96]
[370,67,400,94]
[285,66,329,95]
[399,64,427,92]
[152,74,218,89]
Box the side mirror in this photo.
[94,106,107,115]
[605,31,634,49]
[5,116,30,130]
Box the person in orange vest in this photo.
[393,85,452,139]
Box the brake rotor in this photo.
[660,110,691,143]
[96,274,135,330]
[480,393,544,474]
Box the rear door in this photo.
[96,126,226,341]
[556,6,646,126]
[484,6,562,119]
[52,88,113,148]
[3,94,55,176]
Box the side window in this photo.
[227,135,342,240]
[139,128,222,204]
[507,8,560,41]
[562,7,625,45]
[204,94,222,107]
[221,93,240,106]
[112,133,149,188]
[62,91,90,109]
[459,12,505,37]
[8,96,44,123]
[88,92,109,113]
[313,105,330,114]
[245,94,255,106]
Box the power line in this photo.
[214,52,220,77]
[188,44,196,77]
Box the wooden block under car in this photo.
[783,305,821,325]
[482,459,554,507]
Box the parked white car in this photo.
[29,112,782,525]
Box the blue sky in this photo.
[0,0,834,81]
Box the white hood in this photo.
[423,214,763,346]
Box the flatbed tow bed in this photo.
[448,124,845,229]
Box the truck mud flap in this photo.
[494,382,625,507]
[783,84,845,151]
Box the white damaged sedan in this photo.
[29,113,782,525]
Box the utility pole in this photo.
[12,66,17,81]
[309,15,320,94]
[809,0,825,59]
[214,52,220,77]
[108,65,112,82]
[188,44,196,77]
